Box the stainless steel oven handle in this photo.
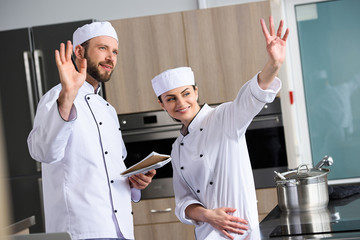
[252,115,279,123]
[150,207,172,214]
[122,126,181,136]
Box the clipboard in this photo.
[120,151,171,177]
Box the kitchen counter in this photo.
[259,192,360,239]
[5,216,35,235]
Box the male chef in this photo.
[28,21,156,240]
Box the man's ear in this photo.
[74,45,84,59]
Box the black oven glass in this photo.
[123,126,287,178]
[245,126,287,169]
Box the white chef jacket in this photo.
[27,81,140,240]
[171,73,281,240]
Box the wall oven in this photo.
[119,97,287,199]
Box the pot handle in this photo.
[315,155,334,169]
[276,179,299,186]
[297,164,310,174]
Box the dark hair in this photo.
[157,85,197,103]
[78,40,90,59]
[80,40,90,52]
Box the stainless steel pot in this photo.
[275,156,333,212]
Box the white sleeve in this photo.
[172,161,204,226]
[27,88,76,164]
[131,188,141,203]
[219,72,281,139]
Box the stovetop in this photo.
[270,219,360,237]
[260,192,360,239]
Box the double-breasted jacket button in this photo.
[180,166,184,170]
[197,190,200,193]
[200,154,203,157]
[180,143,184,146]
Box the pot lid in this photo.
[280,164,330,180]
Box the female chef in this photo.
[151,16,289,240]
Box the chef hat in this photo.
[72,21,118,51]
[152,67,195,97]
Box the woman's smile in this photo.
[176,106,190,113]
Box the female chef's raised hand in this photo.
[260,16,289,67]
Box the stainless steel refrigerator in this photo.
[0,19,93,233]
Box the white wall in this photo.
[0,0,263,31]
[0,0,197,31]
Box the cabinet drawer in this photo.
[134,222,195,240]
[132,197,178,225]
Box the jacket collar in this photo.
[80,81,101,95]
[180,104,212,136]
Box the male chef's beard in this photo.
[85,55,113,83]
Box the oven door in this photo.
[246,113,288,188]
[123,137,177,199]
[119,109,181,199]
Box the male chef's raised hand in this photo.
[129,169,156,190]
[55,40,87,120]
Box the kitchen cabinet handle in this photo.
[24,51,42,172]
[23,51,36,125]
[150,208,172,214]
[34,49,44,98]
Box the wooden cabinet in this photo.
[131,197,195,240]
[106,1,271,114]
[256,187,278,222]
[183,2,270,105]
[107,13,188,114]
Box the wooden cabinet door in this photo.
[134,222,195,240]
[132,198,195,240]
[107,2,271,114]
[107,13,188,114]
[132,197,178,225]
[183,2,271,105]
[256,187,278,222]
